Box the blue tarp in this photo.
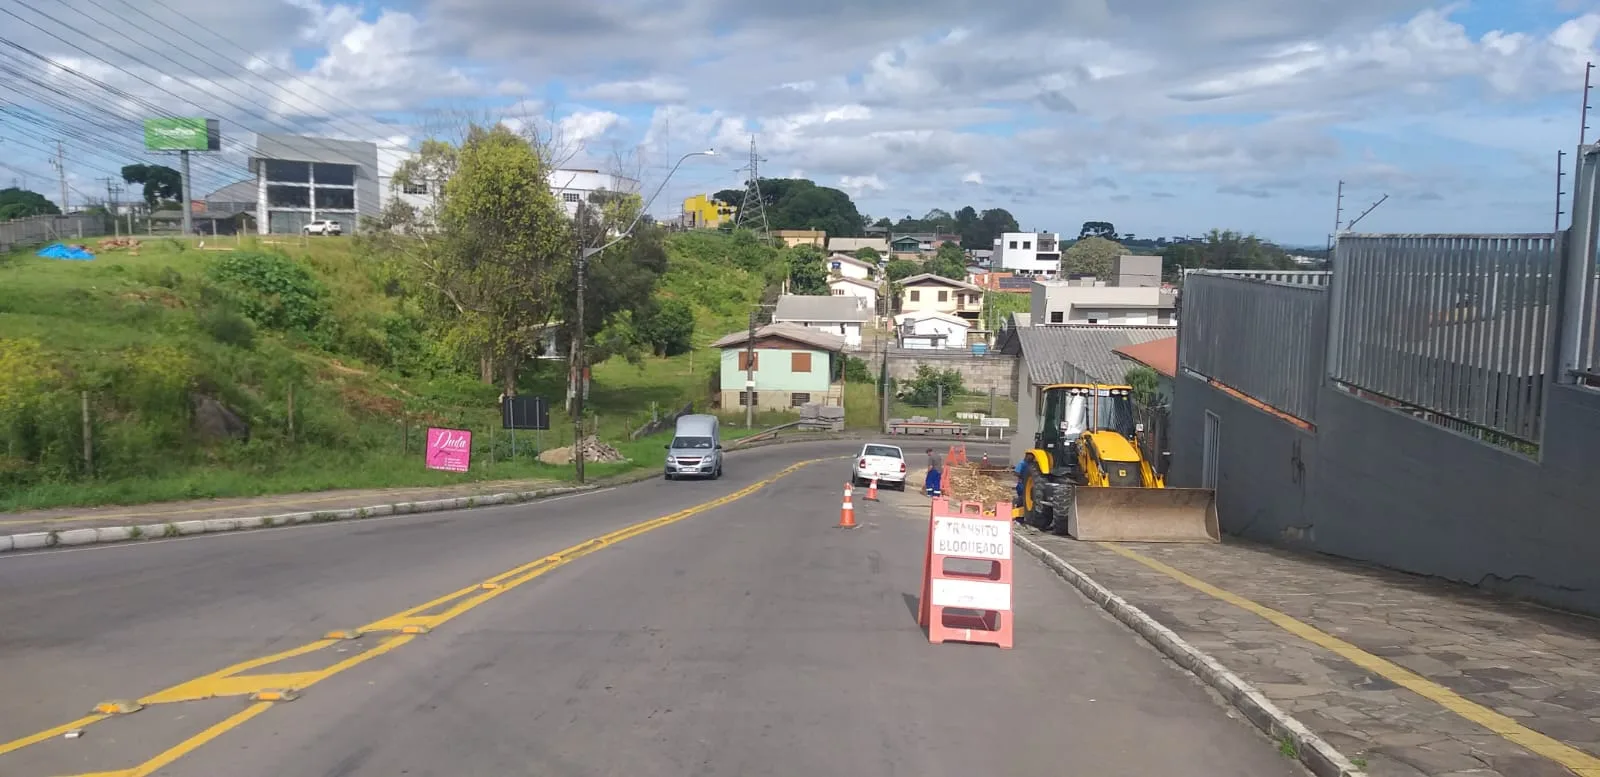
[37,243,95,260]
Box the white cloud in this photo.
[3,1,1598,240]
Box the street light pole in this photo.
[570,149,716,484]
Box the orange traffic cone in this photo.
[867,477,879,501]
[838,483,857,528]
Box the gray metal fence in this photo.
[1328,234,1561,444]
[0,213,111,252]
[1184,269,1332,288]
[1178,272,1328,421]
[1562,145,1600,382]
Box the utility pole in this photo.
[1556,150,1569,233]
[744,309,757,429]
[1327,180,1344,252]
[179,149,193,237]
[50,140,68,214]
[572,199,589,484]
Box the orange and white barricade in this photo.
[917,499,1013,649]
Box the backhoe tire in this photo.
[1046,481,1076,535]
[1022,459,1053,530]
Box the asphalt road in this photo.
[0,440,1304,777]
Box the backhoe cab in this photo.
[1018,383,1219,543]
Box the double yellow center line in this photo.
[0,457,825,777]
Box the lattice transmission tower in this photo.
[735,136,771,241]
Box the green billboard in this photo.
[143,118,220,151]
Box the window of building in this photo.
[738,352,759,371]
[791,352,812,372]
[263,159,310,183]
[266,185,310,208]
[909,290,920,302]
[937,290,948,302]
[1050,311,1064,324]
[1009,240,1017,249]
[402,181,429,195]
[739,391,758,406]
[790,392,811,407]
[313,163,356,186]
[563,192,580,203]
[315,188,355,210]
[1023,241,1032,250]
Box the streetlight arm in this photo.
[585,149,715,257]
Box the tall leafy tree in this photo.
[1061,236,1126,279]
[120,164,183,208]
[1079,221,1117,240]
[786,245,831,295]
[0,187,60,219]
[927,241,968,280]
[398,124,570,392]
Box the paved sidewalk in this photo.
[0,478,560,536]
[1024,530,1600,777]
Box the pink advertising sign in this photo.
[425,427,472,472]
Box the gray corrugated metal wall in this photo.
[1178,273,1327,421]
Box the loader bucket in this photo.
[1067,487,1220,543]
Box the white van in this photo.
[664,414,722,480]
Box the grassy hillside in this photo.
[0,231,806,511]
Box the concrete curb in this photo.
[0,433,865,555]
[1014,531,1367,777]
[0,468,667,555]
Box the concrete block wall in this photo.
[882,351,1019,398]
[1170,375,1600,616]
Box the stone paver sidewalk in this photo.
[0,477,561,537]
[1024,530,1600,777]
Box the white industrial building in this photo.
[992,232,1062,277]
[546,168,640,218]
[250,133,381,234]
[1029,255,1177,327]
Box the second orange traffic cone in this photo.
[838,483,857,528]
[867,477,879,501]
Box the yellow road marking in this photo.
[1100,543,1600,777]
[9,458,822,777]
[0,715,105,757]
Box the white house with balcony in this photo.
[992,232,1062,278]
[894,311,971,350]
[897,273,984,325]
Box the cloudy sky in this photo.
[2,0,1597,245]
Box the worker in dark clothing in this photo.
[924,448,944,497]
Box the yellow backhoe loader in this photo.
[1016,383,1219,543]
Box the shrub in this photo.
[199,308,256,349]
[206,251,329,333]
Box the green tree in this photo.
[0,187,60,220]
[120,164,183,209]
[637,297,696,357]
[1125,366,1163,407]
[926,241,968,280]
[404,124,571,392]
[903,365,965,406]
[855,246,882,265]
[884,258,920,282]
[714,178,866,237]
[1061,236,1126,279]
[961,208,1020,250]
[786,245,830,295]
[1079,221,1117,240]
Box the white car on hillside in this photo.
[852,443,907,490]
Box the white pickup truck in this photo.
[851,443,907,490]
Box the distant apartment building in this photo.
[369,146,638,225]
[252,133,380,234]
[681,193,734,229]
[1030,256,1176,326]
[547,168,640,218]
[992,232,1062,278]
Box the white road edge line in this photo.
[1013,530,1367,777]
[0,490,616,559]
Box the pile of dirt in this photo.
[537,436,627,466]
[97,237,142,254]
[946,465,1016,508]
